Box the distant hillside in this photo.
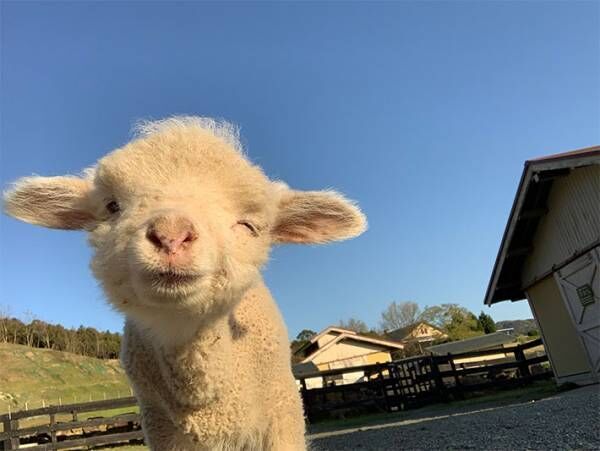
[0,316,121,359]
[496,319,539,335]
[0,342,132,414]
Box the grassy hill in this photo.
[496,319,539,335]
[0,342,132,414]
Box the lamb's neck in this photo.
[129,310,234,409]
[130,305,231,350]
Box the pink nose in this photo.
[146,215,198,255]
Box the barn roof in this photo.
[425,330,516,355]
[385,321,445,342]
[294,325,405,364]
[300,333,404,364]
[484,145,600,305]
[292,326,356,357]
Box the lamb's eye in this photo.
[106,200,120,214]
[237,220,258,236]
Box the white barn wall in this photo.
[523,165,600,286]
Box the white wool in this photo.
[133,116,244,154]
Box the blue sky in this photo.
[1,1,598,338]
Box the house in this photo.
[485,146,599,385]
[385,321,447,349]
[292,326,404,388]
[426,329,518,365]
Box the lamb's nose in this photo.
[146,216,198,255]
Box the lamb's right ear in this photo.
[3,176,95,230]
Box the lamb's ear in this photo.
[272,189,367,244]
[3,176,95,230]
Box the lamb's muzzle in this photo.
[146,214,198,256]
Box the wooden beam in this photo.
[532,168,570,182]
[506,246,533,258]
[518,207,548,220]
[495,282,521,290]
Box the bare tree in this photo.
[338,317,369,333]
[0,305,11,343]
[379,301,421,331]
[23,310,36,347]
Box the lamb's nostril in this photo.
[146,228,164,249]
[183,230,198,244]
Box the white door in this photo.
[555,248,600,381]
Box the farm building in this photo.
[292,326,404,388]
[485,146,600,385]
[385,321,447,348]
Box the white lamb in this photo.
[3,117,367,451]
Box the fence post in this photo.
[377,363,390,412]
[50,413,58,447]
[515,345,531,380]
[430,355,448,402]
[2,418,20,450]
[448,354,464,400]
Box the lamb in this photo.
[3,117,367,451]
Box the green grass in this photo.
[0,342,133,414]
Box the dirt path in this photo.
[309,385,600,450]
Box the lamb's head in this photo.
[3,117,367,324]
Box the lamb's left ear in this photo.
[272,189,367,244]
[3,176,95,230]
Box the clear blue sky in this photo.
[1,1,598,338]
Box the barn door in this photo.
[555,249,600,381]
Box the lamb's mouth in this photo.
[147,270,201,289]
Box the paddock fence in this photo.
[0,338,552,448]
[296,338,552,422]
[0,397,143,450]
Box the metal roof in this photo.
[484,145,600,305]
[425,330,516,355]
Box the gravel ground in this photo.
[309,385,600,450]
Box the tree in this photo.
[417,304,484,341]
[338,318,369,334]
[477,312,496,334]
[295,329,317,342]
[419,304,457,329]
[290,330,317,365]
[445,309,483,341]
[379,301,421,331]
[22,310,36,347]
[0,305,10,343]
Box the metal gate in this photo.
[556,248,600,381]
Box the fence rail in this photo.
[296,338,552,422]
[0,397,143,450]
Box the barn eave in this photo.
[484,145,600,306]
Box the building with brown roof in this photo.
[485,145,599,385]
[292,326,404,388]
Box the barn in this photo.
[485,146,599,385]
[292,326,404,388]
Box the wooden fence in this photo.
[0,397,143,450]
[1,338,552,446]
[296,338,552,422]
